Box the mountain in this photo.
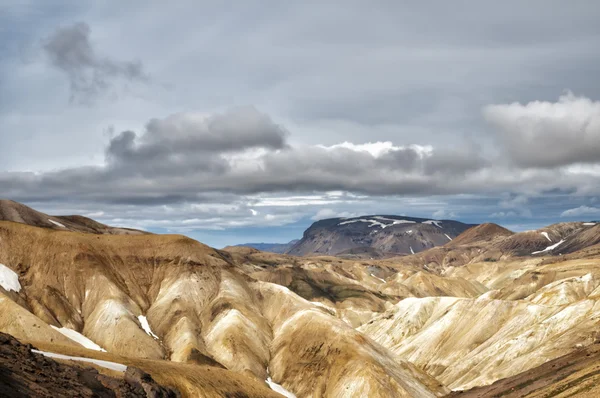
[4,201,600,397]
[287,215,475,256]
[232,240,299,254]
[0,208,448,398]
[0,199,146,235]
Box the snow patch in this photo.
[370,273,386,283]
[48,219,66,228]
[32,350,126,372]
[339,217,415,229]
[532,239,565,254]
[541,232,551,242]
[373,216,416,225]
[410,246,415,254]
[339,219,385,228]
[138,315,159,339]
[581,273,593,282]
[0,264,21,293]
[584,222,596,226]
[423,220,442,228]
[50,326,106,352]
[444,234,452,241]
[266,369,296,398]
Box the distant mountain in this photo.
[233,240,299,253]
[287,215,475,256]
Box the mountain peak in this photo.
[449,223,514,246]
[287,214,475,257]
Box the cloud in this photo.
[4,104,600,208]
[104,106,287,177]
[497,194,532,218]
[311,208,358,220]
[490,211,518,218]
[561,205,600,217]
[484,93,600,168]
[42,22,146,102]
[432,209,457,219]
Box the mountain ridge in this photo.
[3,200,600,397]
[231,240,299,254]
[0,199,146,235]
[287,214,476,257]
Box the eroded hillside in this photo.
[1,204,600,397]
[0,220,447,398]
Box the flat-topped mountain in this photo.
[286,215,476,257]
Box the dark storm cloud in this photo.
[42,22,145,102]
[0,106,594,205]
[104,107,287,177]
[110,106,288,157]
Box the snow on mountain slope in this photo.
[287,215,474,256]
[50,326,106,351]
[32,350,127,372]
[0,263,20,292]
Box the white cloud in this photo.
[490,211,518,218]
[561,206,600,217]
[84,211,104,217]
[484,93,600,168]
[249,195,345,207]
[311,208,358,220]
[432,209,457,219]
[317,141,432,158]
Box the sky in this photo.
[2,1,600,248]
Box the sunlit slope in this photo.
[0,221,447,397]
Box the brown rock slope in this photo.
[0,220,448,397]
[5,201,600,397]
[445,342,600,398]
[359,250,600,391]
[385,221,600,273]
[0,332,179,398]
[0,199,145,235]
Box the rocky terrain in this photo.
[446,342,600,397]
[0,199,145,235]
[0,332,179,397]
[287,215,475,257]
[1,200,600,397]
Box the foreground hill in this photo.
[0,332,179,397]
[287,215,475,256]
[0,219,447,397]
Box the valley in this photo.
[1,200,600,397]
